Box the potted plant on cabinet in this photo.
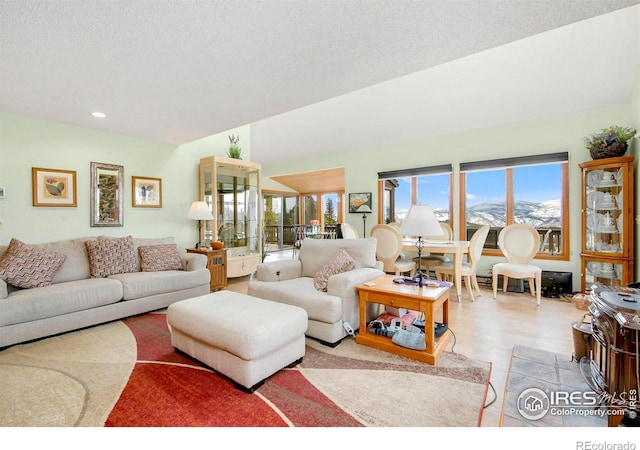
[227,134,242,159]
[583,125,637,160]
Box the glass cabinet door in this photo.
[580,156,635,292]
[583,257,628,288]
[199,156,262,276]
[583,166,625,256]
[215,163,260,257]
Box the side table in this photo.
[186,248,227,292]
[355,275,451,365]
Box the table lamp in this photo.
[356,204,372,237]
[187,201,213,248]
[399,204,443,287]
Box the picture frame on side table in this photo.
[32,167,77,207]
[132,176,162,208]
[90,162,124,227]
[348,192,372,213]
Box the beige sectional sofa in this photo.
[0,236,210,348]
[248,237,384,346]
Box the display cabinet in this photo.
[579,156,635,291]
[199,156,261,278]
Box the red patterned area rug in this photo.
[0,311,491,427]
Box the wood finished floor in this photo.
[227,249,582,427]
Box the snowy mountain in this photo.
[463,199,561,228]
[398,199,561,228]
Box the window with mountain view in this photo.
[378,165,452,226]
[460,153,569,260]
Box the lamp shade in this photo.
[187,201,213,220]
[399,204,443,237]
[356,204,372,213]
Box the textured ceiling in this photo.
[1,0,639,165]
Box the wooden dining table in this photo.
[402,239,470,300]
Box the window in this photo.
[460,153,569,259]
[378,165,452,226]
[263,193,299,250]
[304,194,318,225]
[263,191,344,247]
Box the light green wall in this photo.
[0,112,249,251]
[2,90,638,288]
[262,103,637,288]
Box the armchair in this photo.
[248,237,384,346]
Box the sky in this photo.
[395,163,563,213]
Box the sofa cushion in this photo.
[0,278,123,327]
[86,236,137,278]
[248,277,343,324]
[138,244,183,272]
[313,248,354,292]
[109,269,210,300]
[43,238,93,284]
[0,238,67,288]
[132,237,176,270]
[300,237,378,278]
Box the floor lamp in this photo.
[399,204,443,287]
[356,204,372,237]
[187,201,213,248]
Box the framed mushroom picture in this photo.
[32,167,77,207]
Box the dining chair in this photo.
[341,222,360,239]
[413,222,453,274]
[371,224,416,276]
[492,224,542,305]
[434,225,490,302]
[291,225,306,259]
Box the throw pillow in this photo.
[138,244,183,272]
[0,238,67,288]
[313,248,355,292]
[85,236,137,278]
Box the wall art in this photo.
[32,167,77,207]
[132,176,162,208]
[348,192,372,213]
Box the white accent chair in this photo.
[248,238,384,346]
[492,224,542,305]
[434,225,490,302]
[341,222,360,239]
[371,224,416,277]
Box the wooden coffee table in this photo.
[355,275,451,365]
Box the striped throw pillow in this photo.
[85,236,137,278]
[138,244,183,272]
[0,238,67,288]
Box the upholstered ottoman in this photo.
[166,290,308,392]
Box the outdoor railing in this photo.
[466,225,562,254]
[266,224,561,254]
[265,224,338,248]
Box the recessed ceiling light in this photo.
[91,111,106,118]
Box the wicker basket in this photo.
[589,142,628,159]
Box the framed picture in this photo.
[91,162,124,227]
[132,176,162,208]
[348,192,372,213]
[32,167,77,207]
